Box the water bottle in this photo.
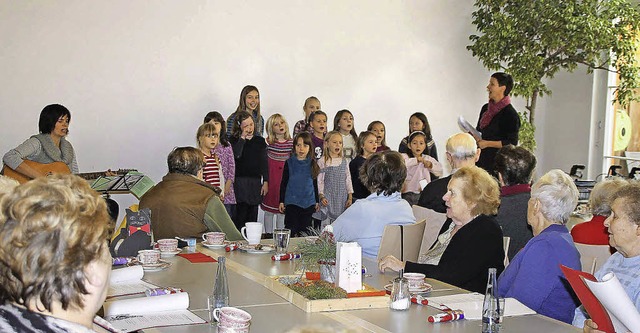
[212,256,229,309]
[482,268,501,333]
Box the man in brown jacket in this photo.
[140,147,242,241]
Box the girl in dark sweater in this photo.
[230,111,268,229]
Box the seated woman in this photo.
[574,183,640,332]
[0,174,115,332]
[3,104,78,180]
[497,169,581,324]
[378,166,504,293]
[571,177,628,245]
[332,151,415,258]
[139,147,243,241]
[494,145,536,261]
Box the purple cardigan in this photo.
[214,144,236,204]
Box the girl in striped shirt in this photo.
[197,123,224,193]
[261,114,294,233]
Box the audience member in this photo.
[494,145,536,260]
[497,170,581,324]
[573,182,640,331]
[571,177,628,245]
[417,133,479,213]
[379,166,504,293]
[333,151,415,258]
[139,147,242,240]
[0,175,115,332]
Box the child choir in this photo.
[202,85,440,233]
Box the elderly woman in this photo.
[0,175,114,332]
[575,183,640,332]
[332,151,415,258]
[494,145,537,260]
[571,177,628,245]
[379,166,504,293]
[475,72,521,173]
[497,169,581,324]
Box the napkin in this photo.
[177,252,217,263]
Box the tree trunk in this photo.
[529,89,538,124]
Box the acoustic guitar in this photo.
[1,160,135,184]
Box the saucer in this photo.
[239,244,274,254]
[142,260,171,272]
[160,249,181,258]
[202,241,227,248]
[384,283,433,294]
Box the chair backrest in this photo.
[377,219,426,262]
[574,243,612,274]
[412,205,448,255]
[503,236,511,267]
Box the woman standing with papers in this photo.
[475,72,520,174]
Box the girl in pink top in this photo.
[401,131,442,205]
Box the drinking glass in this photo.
[273,228,291,255]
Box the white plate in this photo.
[202,241,227,248]
[160,250,181,257]
[384,283,433,294]
[239,244,274,254]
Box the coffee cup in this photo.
[157,239,178,252]
[202,232,225,245]
[213,306,252,329]
[218,323,250,333]
[403,272,426,289]
[240,222,262,245]
[137,249,161,265]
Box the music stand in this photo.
[90,172,150,198]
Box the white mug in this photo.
[240,222,262,245]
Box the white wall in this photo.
[535,68,594,177]
[1,1,596,214]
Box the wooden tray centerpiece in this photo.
[262,227,388,312]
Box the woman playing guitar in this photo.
[2,104,79,181]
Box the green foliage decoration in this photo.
[467,0,640,128]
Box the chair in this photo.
[574,243,612,274]
[412,205,448,255]
[503,236,511,267]
[377,219,426,262]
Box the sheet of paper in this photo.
[427,293,536,320]
[127,173,155,199]
[108,266,158,298]
[106,309,206,332]
[104,293,189,317]
[104,293,205,332]
[457,115,482,140]
[584,272,640,333]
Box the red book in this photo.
[560,265,615,333]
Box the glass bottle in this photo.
[211,256,229,309]
[389,270,410,311]
[482,268,501,333]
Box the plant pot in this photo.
[305,271,321,280]
[318,260,336,283]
